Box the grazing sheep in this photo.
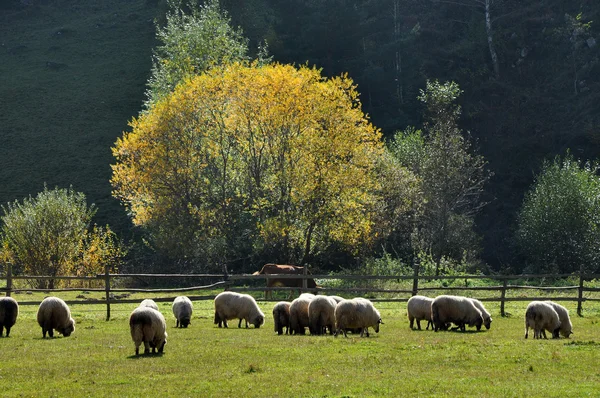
[0,297,19,337]
[431,295,483,332]
[36,297,75,338]
[308,296,337,335]
[129,306,168,355]
[406,295,433,330]
[524,301,561,339]
[334,298,383,338]
[289,293,315,335]
[213,292,265,329]
[139,299,159,310]
[545,301,572,338]
[272,301,291,335]
[469,298,493,330]
[172,296,193,328]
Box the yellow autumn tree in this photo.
[112,62,384,268]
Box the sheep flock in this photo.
[0,292,576,357]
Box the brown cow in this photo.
[253,264,318,299]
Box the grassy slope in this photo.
[0,1,156,232]
[2,293,599,397]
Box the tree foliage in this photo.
[0,187,125,288]
[145,0,249,106]
[516,154,600,274]
[390,81,490,273]
[112,62,385,270]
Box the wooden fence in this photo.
[1,263,599,320]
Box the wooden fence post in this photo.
[577,272,584,317]
[105,263,111,321]
[302,266,308,293]
[411,259,419,296]
[6,262,12,297]
[500,278,507,317]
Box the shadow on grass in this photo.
[126,352,165,360]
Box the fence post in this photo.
[302,266,308,293]
[500,278,507,317]
[411,259,419,296]
[6,262,12,297]
[105,263,111,321]
[577,272,584,317]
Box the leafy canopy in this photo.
[517,154,600,274]
[112,62,384,269]
[0,186,125,288]
[145,0,249,107]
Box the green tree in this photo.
[145,0,249,106]
[516,154,600,274]
[112,62,384,270]
[0,187,124,288]
[390,81,490,274]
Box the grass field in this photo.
[1,291,599,397]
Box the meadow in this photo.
[1,291,599,397]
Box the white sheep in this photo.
[431,295,483,332]
[139,299,159,310]
[334,298,383,338]
[545,301,572,338]
[468,298,493,330]
[308,295,337,335]
[524,301,561,339]
[172,296,193,328]
[129,306,168,355]
[213,292,265,329]
[406,295,434,330]
[0,297,19,337]
[36,297,75,338]
[289,293,315,335]
[272,301,291,335]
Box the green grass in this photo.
[0,0,158,232]
[1,292,599,397]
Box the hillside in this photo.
[0,0,157,233]
[1,0,599,269]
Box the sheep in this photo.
[36,297,75,338]
[308,295,337,335]
[0,297,19,337]
[129,306,168,355]
[139,299,159,311]
[334,298,383,338]
[406,295,433,330]
[524,301,561,339]
[289,293,315,335]
[545,301,572,338]
[468,298,493,330]
[272,301,291,335]
[431,295,483,332]
[213,292,265,329]
[172,296,193,328]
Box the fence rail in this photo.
[1,264,599,319]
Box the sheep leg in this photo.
[426,320,432,330]
[143,341,150,354]
[176,320,180,328]
[48,328,54,338]
[416,319,421,330]
[5,326,11,337]
[0,325,4,337]
[409,316,414,329]
[223,319,228,328]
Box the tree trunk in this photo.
[484,0,500,79]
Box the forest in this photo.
[0,0,599,277]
